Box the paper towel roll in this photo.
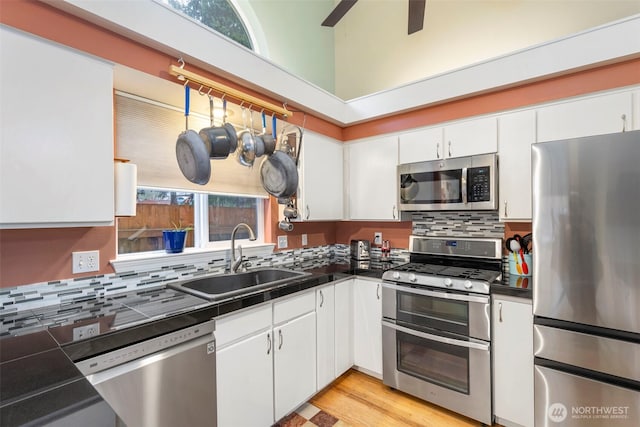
[115,162,137,216]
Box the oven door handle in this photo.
[382,282,489,304]
[382,320,490,351]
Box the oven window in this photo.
[397,292,469,336]
[397,330,470,394]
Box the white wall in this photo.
[334,0,640,100]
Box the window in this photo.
[164,0,253,49]
[117,188,263,255]
[206,194,260,242]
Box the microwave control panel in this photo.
[467,167,491,202]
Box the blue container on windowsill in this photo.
[162,230,187,254]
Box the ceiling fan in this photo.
[321,0,426,35]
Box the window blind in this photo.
[115,93,268,197]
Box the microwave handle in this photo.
[461,167,468,204]
[382,320,490,351]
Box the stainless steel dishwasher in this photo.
[75,319,216,427]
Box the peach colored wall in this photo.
[335,221,412,250]
[0,227,116,287]
[1,1,638,288]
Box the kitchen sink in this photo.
[168,268,310,301]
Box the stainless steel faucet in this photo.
[230,223,257,273]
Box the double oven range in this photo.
[381,235,502,425]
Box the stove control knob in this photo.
[393,271,401,280]
[409,273,417,282]
[464,280,473,289]
[443,278,453,287]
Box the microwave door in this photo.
[400,170,463,208]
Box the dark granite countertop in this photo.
[0,260,398,426]
[3,256,518,426]
[491,272,533,299]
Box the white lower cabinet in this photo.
[217,329,274,427]
[334,279,354,377]
[274,311,317,420]
[316,285,336,390]
[353,278,382,377]
[493,295,534,427]
[216,290,316,426]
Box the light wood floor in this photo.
[310,369,496,427]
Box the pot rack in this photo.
[169,59,293,118]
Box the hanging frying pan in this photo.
[260,150,298,198]
[176,85,210,184]
[260,125,302,198]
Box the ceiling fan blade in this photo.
[321,0,358,27]
[408,0,426,34]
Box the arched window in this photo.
[165,0,252,49]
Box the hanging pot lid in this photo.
[176,85,210,184]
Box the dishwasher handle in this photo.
[85,333,215,386]
[76,319,216,376]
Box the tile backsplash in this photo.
[3,214,502,319]
[1,244,410,316]
[411,211,504,239]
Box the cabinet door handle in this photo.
[319,290,324,308]
[278,329,283,350]
[267,332,272,355]
[392,205,397,219]
[498,302,503,322]
[448,141,452,157]
[376,283,381,300]
[436,142,440,159]
[306,205,310,220]
[504,200,508,217]
[622,114,627,132]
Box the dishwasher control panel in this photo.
[75,319,216,376]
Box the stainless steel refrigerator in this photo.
[532,130,640,427]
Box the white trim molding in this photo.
[45,1,640,125]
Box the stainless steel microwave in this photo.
[398,153,498,211]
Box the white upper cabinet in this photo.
[0,27,114,228]
[443,116,498,158]
[398,126,443,164]
[537,91,633,142]
[296,131,343,220]
[347,136,399,221]
[498,110,536,221]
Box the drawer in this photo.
[216,303,272,347]
[273,290,315,325]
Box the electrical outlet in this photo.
[277,235,288,249]
[301,234,308,246]
[72,323,100,341]
[374,232,382,245]
[72,250,100,274]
